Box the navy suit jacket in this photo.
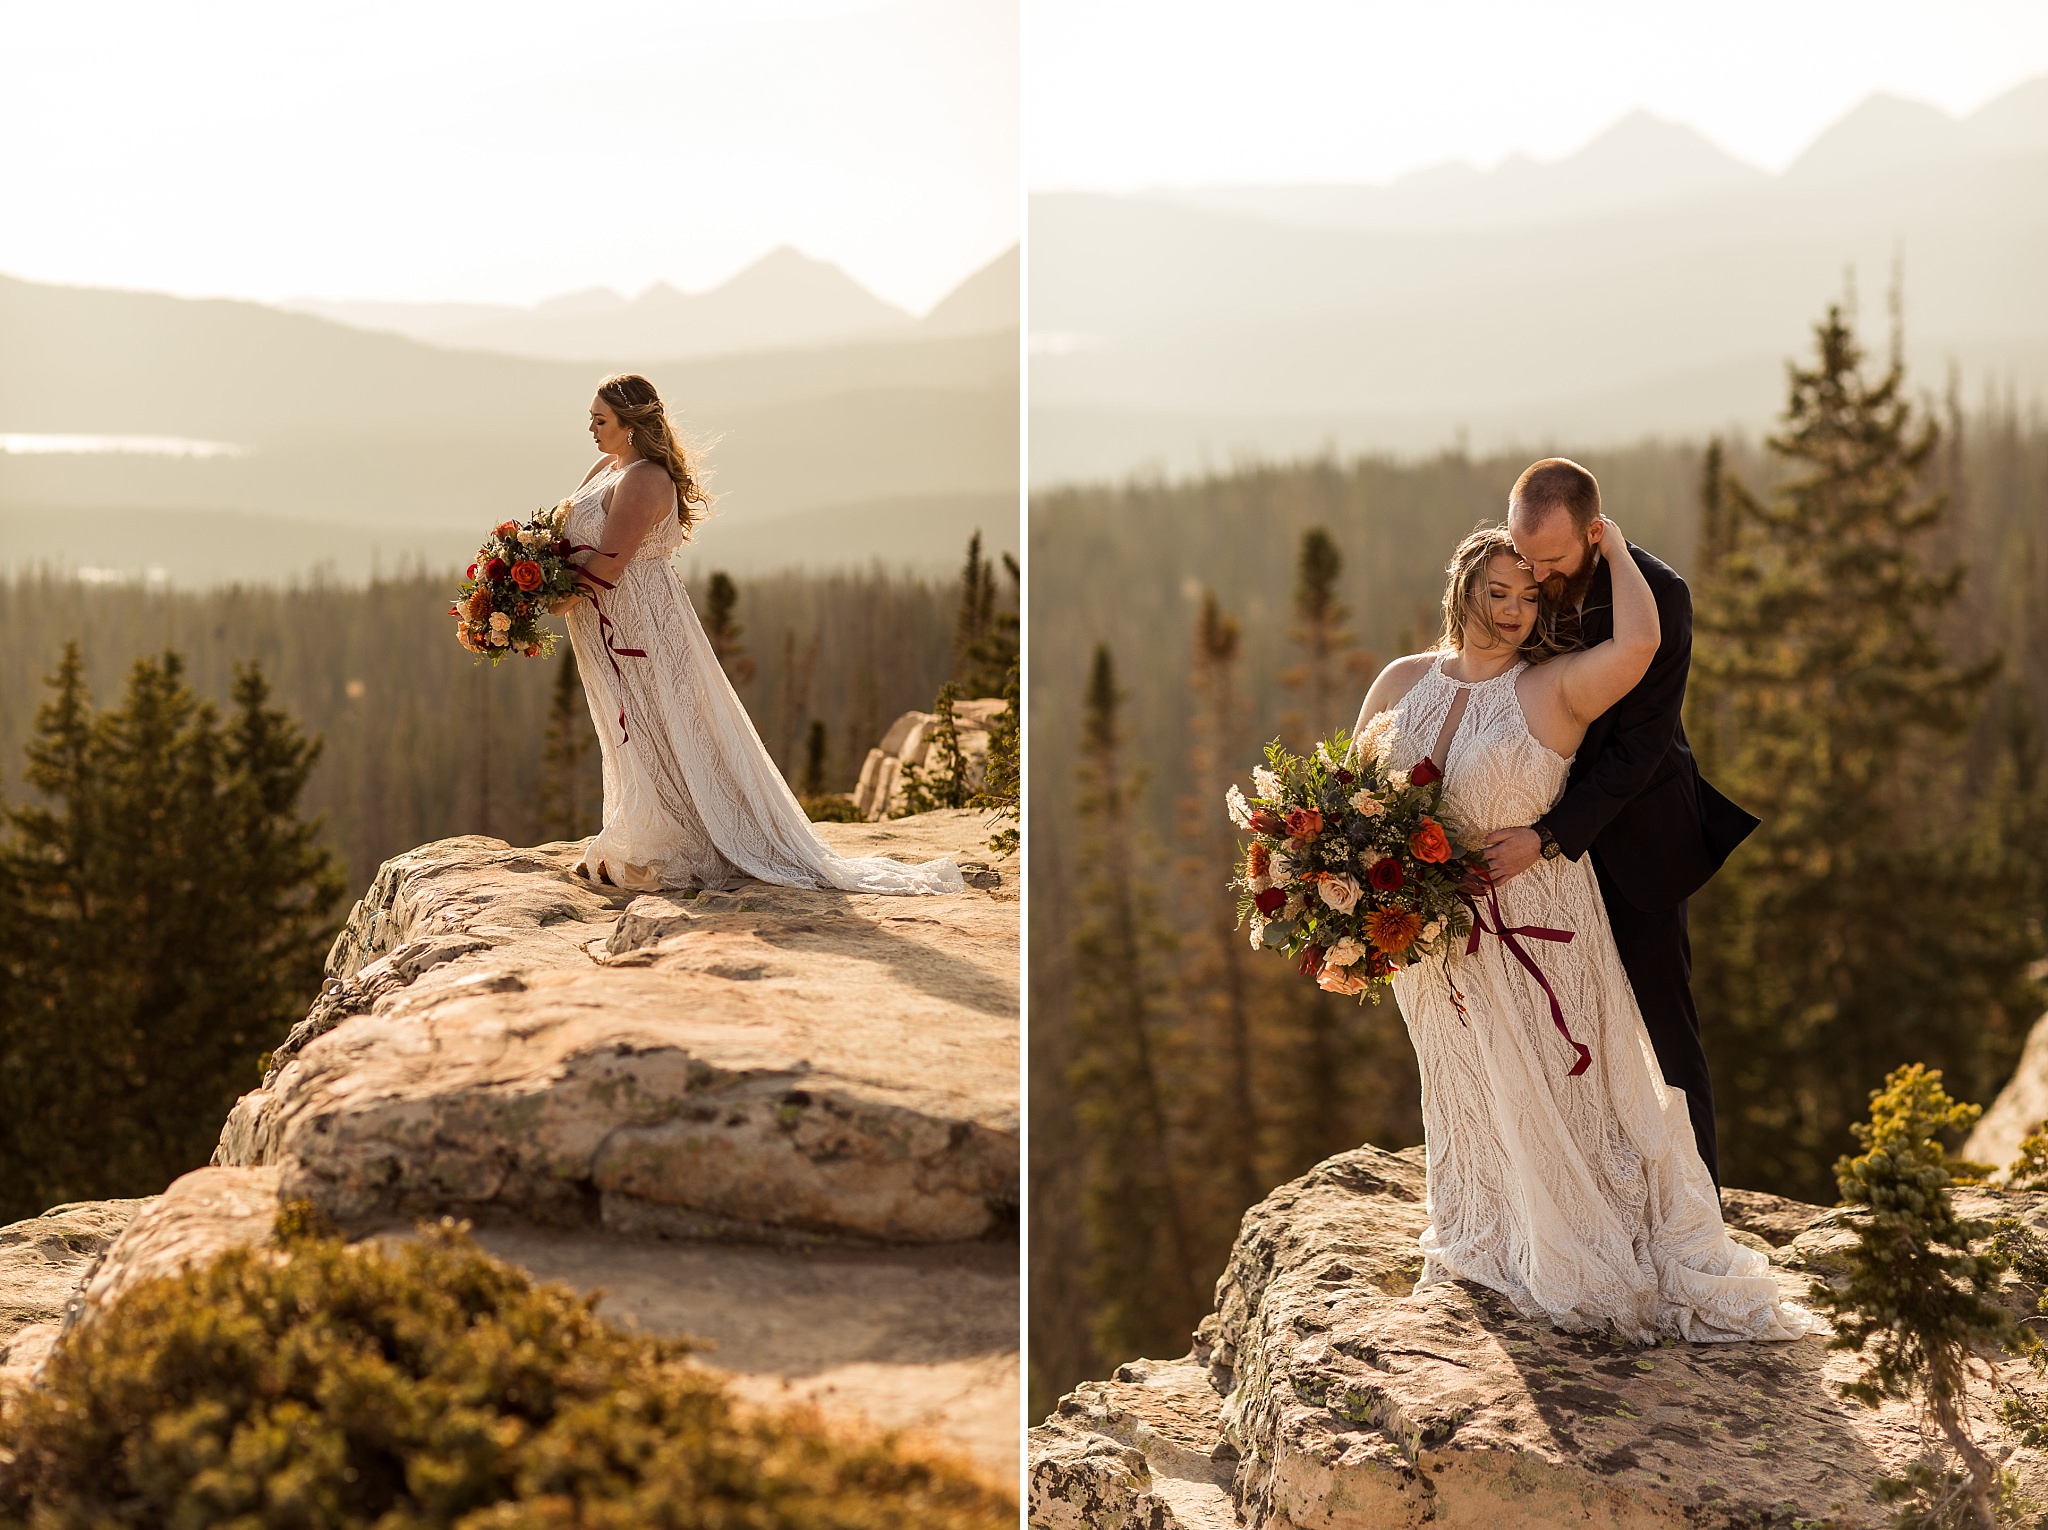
[1539,543,1758,912]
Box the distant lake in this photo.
[0,434,250,458]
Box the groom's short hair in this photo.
[1510,458,1601,532]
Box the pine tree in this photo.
[1689,301,2040,1200]
[700,572,756,688]
[972,661,1020,857]
[897,683,971,814]
[1068,644,1199,1362]
[0,648,341,1220]
[1278,526,1373,749]
[954,534,1019,697]
[1174,592,1263,1221]
[801,719,829,800]
[1273,528,1382,1171]
[538,649,596,843]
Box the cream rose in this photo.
[1325,937,1365,968]
[489,612,512,630]
[1316,874,1361,914]
[1348,789,1386,818]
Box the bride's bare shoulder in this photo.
[1366,652,1439,708]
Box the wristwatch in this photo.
[1534,820,1564,860]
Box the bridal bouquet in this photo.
[1229,725,1486,1000]
[449,501,583,664]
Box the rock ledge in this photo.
[1032,1144,2048,1528]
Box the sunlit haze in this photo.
[2,0,1017,313]
[1029,0,2048,189]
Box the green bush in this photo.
[0,1212,1013,1530]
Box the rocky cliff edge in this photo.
[1031,1144,2048,1528]
[2,810,1019,1476]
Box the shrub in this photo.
[0,1210,1013,1529]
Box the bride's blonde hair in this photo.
[1439,525,1572,662]
[597,373,713,535]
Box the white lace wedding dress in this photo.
[1363,654,1815,1343]
[560,463,963,895]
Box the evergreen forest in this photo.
[0,557,997,1222]
[1027,303,2048,1419]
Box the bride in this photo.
[1351,521,1814,1344]
[549,373,962,896]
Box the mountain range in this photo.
[0,246,1018,584]
[288,245,1018,365]
[1032,77,2048,486]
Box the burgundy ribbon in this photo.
[568,544,647,744]
[1460,881,1589,1077]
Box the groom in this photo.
[1485,458,1757,1188]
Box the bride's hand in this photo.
[1590,514,1624,551]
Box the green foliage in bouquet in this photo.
[1229,729,1482,1001]
[452,505,587,665]
[0,1207,1015,1530]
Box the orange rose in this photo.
[511,559,544,592]
[1409,819,1452,864]
[495,520,520,536]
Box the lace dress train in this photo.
[560,465,963,896]
[1368,656,1815,1343]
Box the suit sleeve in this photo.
[1541,562,1692,862]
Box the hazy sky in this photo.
[2,0,1017,313]
[1030,0,2048,190]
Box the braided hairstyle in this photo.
[595,373,712,534]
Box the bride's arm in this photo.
[573,463,674,593]
[1550,516,1660,727]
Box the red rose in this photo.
[1298,944,1326,977]
[1410,819,1452,864]
[1249,809,1286,837]
[1253,886,1287,917]
[1336,769,1355,784]
[1410,757,1443,788]
[1283,807,1323,840]
[484,557,509,580]
[511,559,544,592]
[1367,857,1404,892]
[465,562,477,579]
[554,538,573,557]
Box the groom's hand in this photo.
[1482,826,1543,884]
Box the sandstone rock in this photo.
[217,811,1018,1245]
[1032,1145,2048,1528]
[1966,1005,2048,1170]
[851,699,1008,821]
[0,1198,149,1389]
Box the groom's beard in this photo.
[1543,546,1601,612]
